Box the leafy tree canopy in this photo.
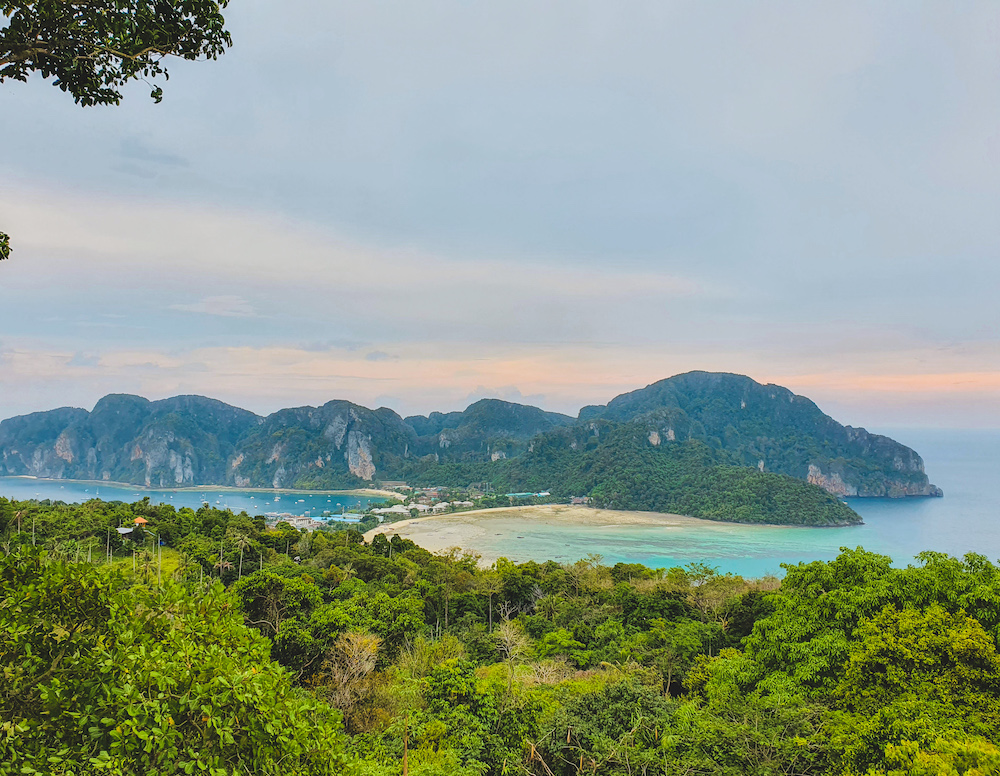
[0,547,348,775]
[0,0,232,105]
[0,0,233,261]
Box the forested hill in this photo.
[581,371,942,498]
[396,421,862,526]
[0,373,936,522]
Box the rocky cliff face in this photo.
[0,375,942,497]
[0,407,90,479]
[228,401,416,488]
[585,371,943,498]
[0,395,260,487]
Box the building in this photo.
[264,513,326,531]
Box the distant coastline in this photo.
[0,475,398,500]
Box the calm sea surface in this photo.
[2,429,997,575]
[495,428,1000,576]
[0,478,381,519]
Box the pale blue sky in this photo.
[1,1,999,426]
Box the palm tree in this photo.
[174,552,199,582]
[478,572,504,632]
[231,533,252,580]
[536,594,560,622]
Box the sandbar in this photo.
[364,504,706,565]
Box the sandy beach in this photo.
[363,504,706,565]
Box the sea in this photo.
[480,428,1000,576]
[1,428,998,576]
[0,479,382,521]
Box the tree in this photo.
[230,570,324,638]
[833,604,1000,772]
[0,547,348,775]
[231,531,252,580]
[1,0,234,261]
[495,619,531,693]
[535,628,590,668]
[0,497,14,534]
[477,571,503,632]
[861,737,1000,776]
[313,631,382,735]
[0,0,233,106]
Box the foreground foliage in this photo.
[1,0,232,106]
[2,497,999,774]
[0,548,347,775]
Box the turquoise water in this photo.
[0,478,382,519]
[475,428,1000,576]
[2,429,997,574]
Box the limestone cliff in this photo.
[0,374,942,499]
[0,395,258,487]
[227,401,415,489]
[583,371,942,499]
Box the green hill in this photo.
[398,419,861,526]
[0,372,940,525]
[581,371,941,497]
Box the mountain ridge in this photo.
[0,373,941,512]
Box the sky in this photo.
[2,1,999,429]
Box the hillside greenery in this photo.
[0,373,939,506]
[398,424,861,526]
[2,495,998,775]
[580,371,939,497]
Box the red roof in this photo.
[133,517,149,525]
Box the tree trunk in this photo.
[402,723,409,776]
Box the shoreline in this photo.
[364,504,724,565]
[366,503,859,538]
[365,504,864,566]
[0,475,398,499]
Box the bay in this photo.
[0,478,383,519]
[2,429,997,575]
[463,428,1000,576]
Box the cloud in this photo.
[169,296,257,318]
[119,137,188,167]
[365,351,397,362]
[2,3,1000,428]
[301,339,366,353]
[68,352,100,367]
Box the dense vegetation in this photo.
[399,424,862,526]
[580,372,940,497]
[2,494,998,774]
[0,373,938,507]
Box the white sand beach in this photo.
[363,504,704,564]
